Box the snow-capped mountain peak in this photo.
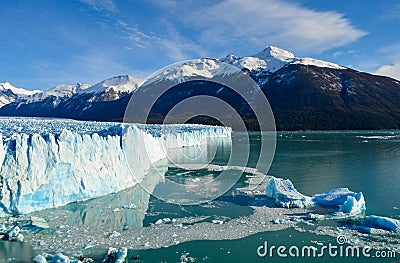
[22,83,90,104]
[144,46,346,85]
[79,75,144,95]
[146,59,239,85]
[0,82,41,107]
[219,46,297,73]
[221,45,345,73]
[223,53,238,61]
[255,46,296,62]
[0,82,40,96]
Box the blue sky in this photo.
[1,0,399,90]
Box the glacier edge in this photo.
[0,122,231,215]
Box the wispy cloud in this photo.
[79,0,117,12]
[148,0,178,9]
[381,3,400,20]
[332,50,356,58]
[184,0,367,54]
[374,44,400,80]
[71,48,132,80]
[377,44,400,61]
[79,1,206,62]
[73,0,369,80]
[375,63,400,80]
[154,20,207,60]
[117,20,152,49]
[116,18,206,61]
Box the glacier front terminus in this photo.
[0,118,231,216]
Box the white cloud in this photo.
[375,64,400,80]
[149,0,178,9]
[381,3,400,20]
[117,20,152,49]
[79,1,206,63]
[372,43,400,80]
[154,20,207,60]
[187,0,367,54]
[117,19,206,61]
[71,49,130,82]
[79,0,117,12]
[378,44,400,61]
[332,50,356,58]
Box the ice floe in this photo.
[358,215,400,233]
[266,177,313,208]
[266,177,366,217]
[312,188,366,216]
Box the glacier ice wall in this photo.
[0,118,231,215]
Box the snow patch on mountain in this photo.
[0,95,15,108]
[139,46,346,87]
[221,46,346,73]
[220,53,267,71]
[79,75,143,95]
[258,46,296,61]
[0,82,40,96]
[145,59,238,85]
[293,57,345,69]
[22,84,90,105]
[0,82,41,107]
[1,75,143,109]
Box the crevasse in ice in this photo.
[0,118,231,215]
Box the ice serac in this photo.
[0,119,231,215]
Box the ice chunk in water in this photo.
[312,188,366,216]
[266,178,365,216]
[361,215,400,233]
[266,177,314,208]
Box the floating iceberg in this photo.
[266,177,365,216]
[359,215,400,233]
[0,118,231,215]
[312,188,366,216]
[266,177,314,208]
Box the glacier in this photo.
[0,117,231,216]
[266,176,366,216]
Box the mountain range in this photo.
[1,46,400,130]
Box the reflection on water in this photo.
[0,241,35,263]
[150,137,234,204]
[31,162,167,229]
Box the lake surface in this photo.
[1,130,400,262]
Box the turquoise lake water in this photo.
[1,130,400,262]
[133,131,400,262]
